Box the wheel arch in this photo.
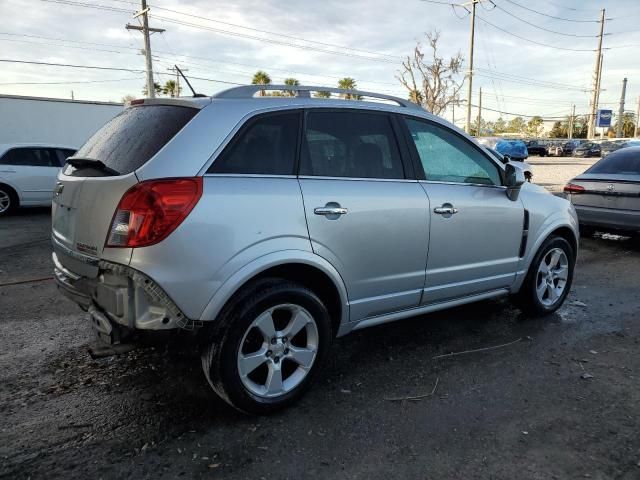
[199,251,349,336]
[513,217,579,293]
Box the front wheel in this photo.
[516,236,575,315]
[201,278,332,414]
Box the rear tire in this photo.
[201,278,332,415]
[0,185,17,216]
[516,236,575,316]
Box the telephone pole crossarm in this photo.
[126,0,165,98]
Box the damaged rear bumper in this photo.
[53,251,197,332]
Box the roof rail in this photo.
[213,85,422,109]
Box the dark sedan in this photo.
[564,146,640,236]
[525,140,547,156]
[573,142,601,158]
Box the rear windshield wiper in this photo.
[66,157,120,176]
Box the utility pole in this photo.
[587,8,605,139]
[464,0,477,134]
[568,104,575,139]
[616,77,627,138]
[166,66,188,97]
[126,0,165,98]
[636,96,640,137]
[476,87,482,137]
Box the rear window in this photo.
[586,149,640,175]
[69,105,198,175]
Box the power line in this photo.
[0,76,144,85]
[149,14,399,63]
[475,14,596,52]
[149,3,400,60]
[474,68,589,91]
[40,0,400,64]
[499,0,600,23]
[0,59,145,73]
[492,3,597,37]
[0,59,242,86]
[0,31,401,87]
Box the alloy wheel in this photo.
[237,303,319,398]
[0,190,11,214]
[535,247,569,307]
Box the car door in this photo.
[0,147,61,204]
[298,109,430,322]
[401,116,525,304]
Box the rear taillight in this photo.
[106,177,203,248]
[563,183,585,194]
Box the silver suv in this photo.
[52,86,578,414]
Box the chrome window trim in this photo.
[202,173,419,183]
[418,179,507,190]
[298,175,418,183]
[203,173,297,179]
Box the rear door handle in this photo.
[434,205,458,215]
[0,169,16,173]
[314,206,348,216]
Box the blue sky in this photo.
[1,0,638,126]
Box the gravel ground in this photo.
[1,164,639,479]
[526,155,599,193]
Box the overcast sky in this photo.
[1,0,639,127]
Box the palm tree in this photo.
[337,77,360,100]
[283,77,300,97]
[162,80,181,97]
[251,70,272,97]
[314,91,331,98]
[142,82,162,97]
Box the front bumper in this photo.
[53,252,195,331]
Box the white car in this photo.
[0,144,76,215]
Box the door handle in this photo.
[434,205,458,215]
[0,170,16,173]
[314,206,348,216]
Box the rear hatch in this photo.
[52,102,200,278]
[569,174,640,211]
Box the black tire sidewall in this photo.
[520,236,575,315]
[205,282,332,414]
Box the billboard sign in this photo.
[596,109,612,128]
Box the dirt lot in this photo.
[1,162,639,479]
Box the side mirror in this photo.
[505,162,526,201]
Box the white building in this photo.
[0,94,123,148]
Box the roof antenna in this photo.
[175,64,206,97]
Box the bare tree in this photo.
[397,31,464,115]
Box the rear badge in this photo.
[55,182,64,196]
[76,242,98,256]
[607,184,615,191]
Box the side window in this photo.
[300,111,404,179]
[208,111,300,175]
[55,149,76,166]
[0,148,57,167]
[0,148,29,166]
[404,118,501,186]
